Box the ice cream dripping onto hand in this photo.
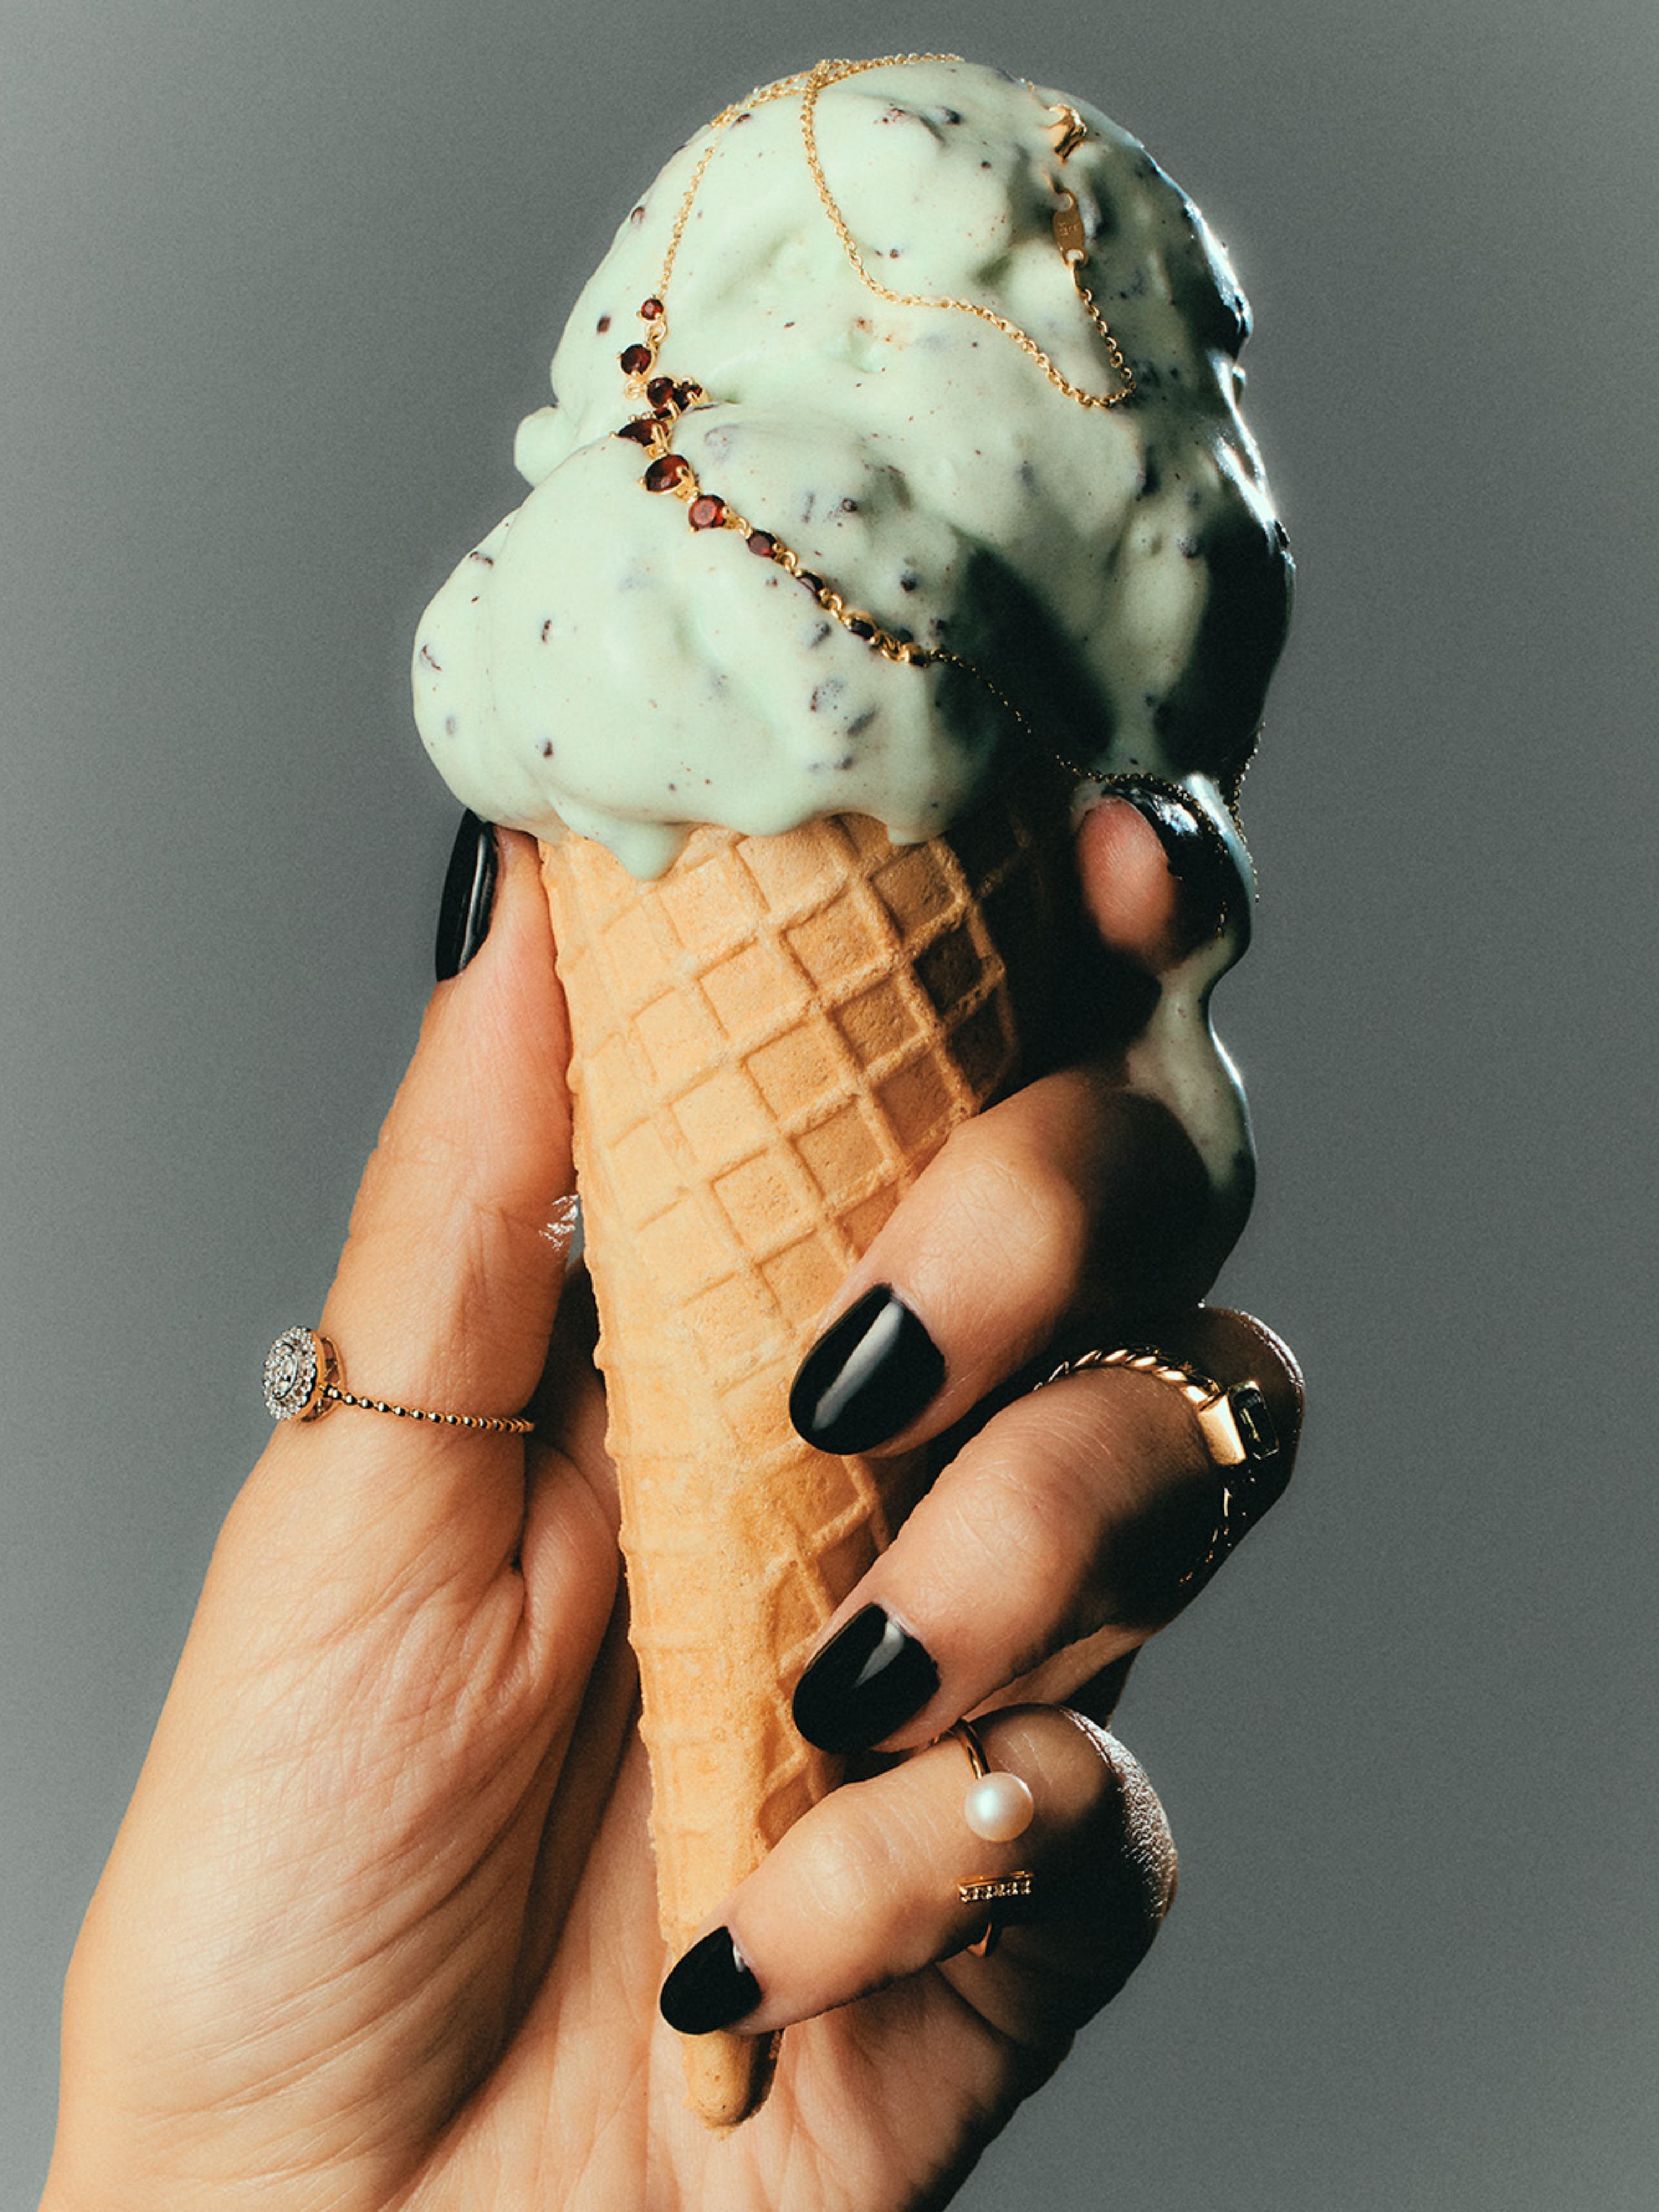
[413,54,1290,876]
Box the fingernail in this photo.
[789,1287,945,1453]
[658,1926,761,2035]
[1103,779,1235,939]
[434,810,498,981]
[792,1603,940,1753]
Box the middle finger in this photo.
[789,1305,1302,1755]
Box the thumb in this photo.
[236,821,576,1603]
[320,820,575,1416]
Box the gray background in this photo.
[4,0,1654,2204]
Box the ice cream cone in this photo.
[539,761,1072,2126]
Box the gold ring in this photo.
[262,1328,533,1436]
[941,1719,1036,1959]
[1035,1345,1280,1469]
[1036,1343,1284,1591]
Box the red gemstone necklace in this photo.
[607,55,1137,758]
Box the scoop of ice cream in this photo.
[414,55,1290,877]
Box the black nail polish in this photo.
[792,1604,940,1753]
[789,1287,945,1453]
[658,1926,761,2035]
[435,810,498,981]
[1106,779,1238,943]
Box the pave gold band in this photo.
[943,1719,1035,1959]
[262,1328,533,1436]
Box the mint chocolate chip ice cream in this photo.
[413,56,1290,877]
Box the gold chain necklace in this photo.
[798,58,1135,410]
[609,58,1135,762]
[602,56,1253,881]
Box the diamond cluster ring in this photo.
[262,1327,533,1436]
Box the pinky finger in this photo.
[658,1706,1175,2052]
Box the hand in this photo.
[46,802,1300,2212]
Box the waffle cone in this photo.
[540,765,1071,2126]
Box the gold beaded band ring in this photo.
[1037,1345,1282,1589]
[941,1717,1037,1958]
[262,1327,534,1436]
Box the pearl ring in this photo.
[942,1719,1036,1958]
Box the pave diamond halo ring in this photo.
[262,1327,534,1436]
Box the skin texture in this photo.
[44,813,1300,2212]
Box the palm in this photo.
[60,1349,1054,2212]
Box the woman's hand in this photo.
[46,803,1300,2212]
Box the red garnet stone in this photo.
[640,297,664,320]
[619,343,653,377]
[746,531,777,558]
[643,454,691,493]
[688,495,727,530]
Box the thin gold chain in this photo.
[655,55,1132,408]
[797,57,1134,408]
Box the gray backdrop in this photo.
[4,0,1654,2204]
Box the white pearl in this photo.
[963,1770,1034,1842]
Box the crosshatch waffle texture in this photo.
[540,764,1070,2124]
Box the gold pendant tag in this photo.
[1052,197,1088,263]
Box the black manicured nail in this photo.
[792,1604,940,1753]
[1105,779,1238,941]
[435,810,498,981]
[789,1286,945,1453]
[658,1926,761,2035]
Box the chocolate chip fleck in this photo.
[597,313,611,333]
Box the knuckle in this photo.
[785,1799,901,1933]
[935,1448,1094,1642]
[930,1120,1091,1302]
